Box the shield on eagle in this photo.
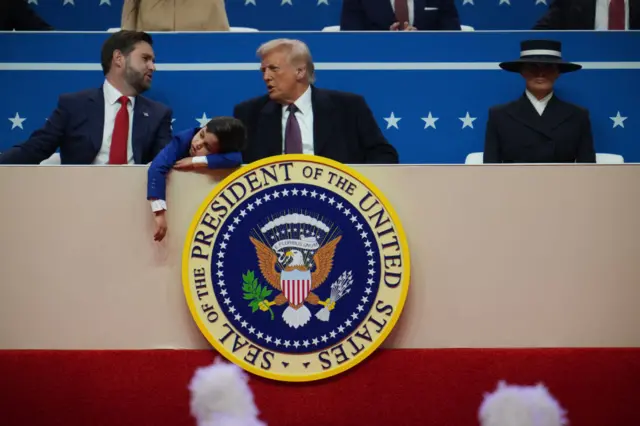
[280,268,312,306]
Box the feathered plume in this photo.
[479,381,568,426]
[188,358,266,426]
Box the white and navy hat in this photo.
[499,40,582,74]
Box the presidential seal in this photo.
[182,155,410,382]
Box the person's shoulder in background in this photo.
[0,0,54,31]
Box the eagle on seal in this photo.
[249,235,342,328]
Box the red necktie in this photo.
[394,0,409,24]
[109,96,129,164]
[609,0,625,29]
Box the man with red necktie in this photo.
[534,0,639,30]
[0,30,172,165]
[340,0,461,31]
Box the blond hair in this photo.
[256,38,316,84]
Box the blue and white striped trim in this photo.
[1,62,639,71]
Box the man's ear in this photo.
[113,50,125,69]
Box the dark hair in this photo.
[205,117,247,153]
[100,30,153,75]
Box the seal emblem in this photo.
[183,155,410,382]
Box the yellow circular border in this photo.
[182,154,411,382]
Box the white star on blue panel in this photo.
[459,112,477,129]
[421,112,439,129]
[196,113,210,127]
[9,113,27,130]
[610,111,628,128]
[384,112,401,129]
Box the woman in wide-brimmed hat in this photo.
[482,40,595,164]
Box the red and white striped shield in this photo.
[280,269,312,306]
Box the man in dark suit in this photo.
[0,0,53,31]
[483,40,596,163]
[0,30,172,165]
[233,38,399,164]
[534,0,639,30]
[340,0,460,31]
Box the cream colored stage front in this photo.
[1,164,639,350]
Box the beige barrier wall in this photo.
[1,165,639,350]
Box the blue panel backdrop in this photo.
[23,0,546,31]
[1,31,638,163]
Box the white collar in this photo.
[282,85,312,114]
[525,90,553,106]
[103,79,136,107]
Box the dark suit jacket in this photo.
[0,0,53,30]
[147,127,242,201]
[534,0,640,29]
[483,94,596,163]
[232,86,399,164]
[340,0,460,31]
[0,87,173,165]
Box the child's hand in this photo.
[173,158,195,170]
[174,158,208,170]
[154,211,168,241]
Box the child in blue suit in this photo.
[147,116,245,241]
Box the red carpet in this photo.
[2,348,639,426]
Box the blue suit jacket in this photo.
[147,127,243,200]
[0,87,172,164]
[340,0,460,31]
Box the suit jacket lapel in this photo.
[540,95,574,133]
[87,88,105,156]
[311,87,337,155]
[507,94,574,138]
[132,98,149,164]
[575,0,596,28]
[630,0,640,28]
[258,100,283,157]
[507,94,549,137]
[379,0,397,24]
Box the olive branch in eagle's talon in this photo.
[242,270,275,320]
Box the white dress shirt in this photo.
[595,0,630,29]
[93,79,135,165]
[281,85,315,155]
[526,90,553,116]
[390,0,415,25]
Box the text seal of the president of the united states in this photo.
[183,154,410,382]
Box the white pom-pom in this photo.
[189,358,266,426]
[479,381,567,426]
